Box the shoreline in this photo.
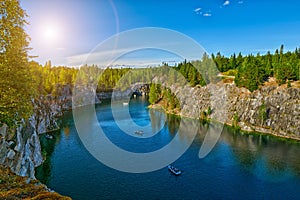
[148,104,300,142]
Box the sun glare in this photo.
[43,25,59,42]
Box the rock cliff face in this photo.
[169,82,300,139]
[234,85,299,136]
[0,84,72,179]
[32,85,72,134]
[0,123,42,179]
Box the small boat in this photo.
[123,102,129,106]
[45,134,53,140]
[134,130,143,135]
[168,165,182,176]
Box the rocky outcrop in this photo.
[0,84,73,179]
[0,122,43,179]
[234,85,300,136]
[32,86,72,134]
[0,165,71,199]
[166,82,300,139]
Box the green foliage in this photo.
[212,45,300,92]
[175,54,220,87]
[29,62,133,96]
[149,84,161,104]
[29,61,78,95]
[235,55,267,92]
[222,69,237,77]
[200,107,212,122]
[97,67,131,91]
[258,101,267,126]
[287,80,291,88]
[162,88,180,109]
[0,0,33,126]
[176,61,205,86]
[207,106,212,115]
[232,112,240,131]
[213,52,230,72]
[200,111,207,121]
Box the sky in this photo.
[20,0,300,67]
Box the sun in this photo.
[43,25,59,42]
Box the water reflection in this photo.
[161,112,300,182]
[220,126,300,182]
[166,114,180,135]
[63,126,70,138]
[149,109,166,133]
[36,130,60,184]
[36,98,300,199]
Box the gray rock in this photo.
[0,124,8,138]
[168,83,299,137]
[7,141,14,146]
[0,85,73,179]
[7,149,15,159]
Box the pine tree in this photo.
[0,0,34,126]
[236,52,243,68]
[149,84,161,104]
[230,53,237,69]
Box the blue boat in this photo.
[168,165,182,176]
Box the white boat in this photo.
[134,130,143,135]
[45,134,53,140]
[168,165,182,176]
[123,102,129,106]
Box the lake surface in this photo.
[36,97,300,200]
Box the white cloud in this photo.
[238,1,243,4]
[194,7,202,14]
[66,48,133,67]
[66,42,189,68]
[203,13,212,17]
[194,7,202,12]
[223,0,230,6]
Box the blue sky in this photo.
[21,0,300,66]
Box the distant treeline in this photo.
[213,45,300,91]
[164,45,300,92]
[3,46,300,126]
[29,61,133,95]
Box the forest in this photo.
[1,0,299,127]
[213,45,300,91]
[148,46,300,108]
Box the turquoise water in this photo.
[36,98,300,200]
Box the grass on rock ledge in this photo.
[0,165,71,200]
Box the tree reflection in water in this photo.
[220,126,300,181]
